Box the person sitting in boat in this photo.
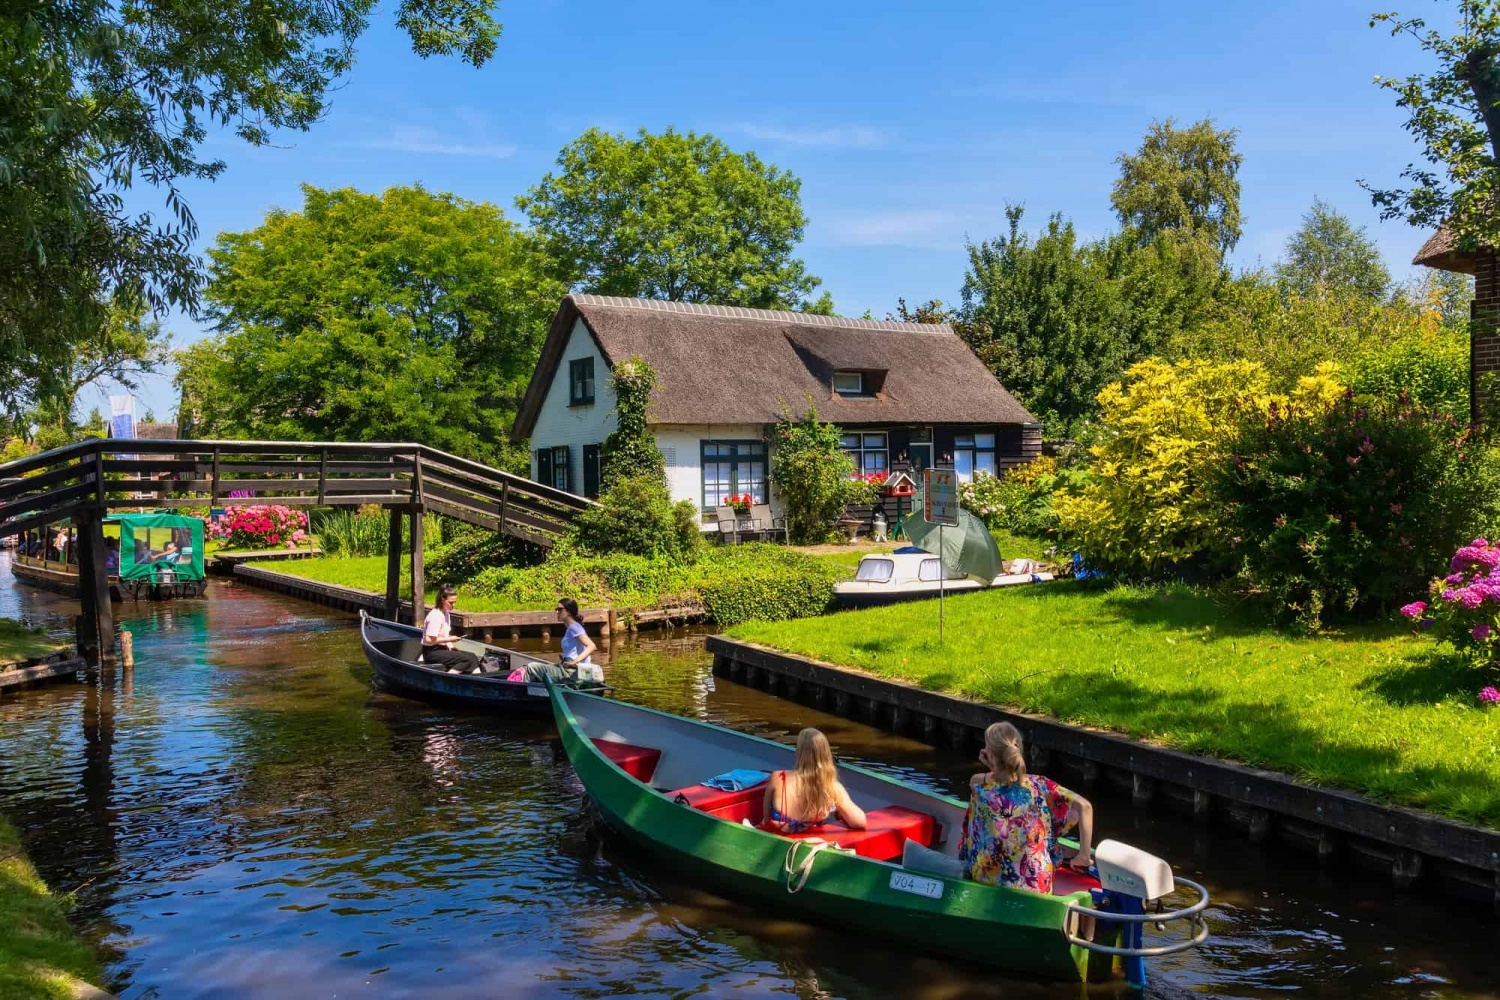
[556,598,599,680]
[422,584,481,674]
[762,728,867,833]
[958,722,1094,895]
[104,537,120,573]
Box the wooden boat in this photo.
[832,549,1055,609]
[548,682,1209,988]
[359,611,607,710]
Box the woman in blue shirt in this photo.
[556,598,599,681]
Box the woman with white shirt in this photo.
[555,597,600,682]
[422,584,481,674]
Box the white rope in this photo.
[783,839,852,893]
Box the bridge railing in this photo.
[0,439,594,547]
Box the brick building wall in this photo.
[1473,249,1500,424]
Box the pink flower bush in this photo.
[209,505,308,551]
[1402,538,1500,699]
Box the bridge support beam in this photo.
[408,505,425,627]
[75,510,113,665]
[385,509,403,621]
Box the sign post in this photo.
[924,469,959,643]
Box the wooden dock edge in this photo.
[230,562,706,640]
[706,635,1500,914]
[0,654,86,690]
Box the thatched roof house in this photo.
[1412,223,1499,425]
[515,295,1039,514]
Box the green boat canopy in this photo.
[899,492,1004,584]
[106,512,205,583]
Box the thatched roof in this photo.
[513,296,1037,437]
[1413,224,1487,274]
[135,422,179,440]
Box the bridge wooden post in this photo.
[385,509,403,621]
[75,511,113,665]
[408,506,425,627]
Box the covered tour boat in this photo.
[832,548,1055,608]
[11,512,206,600]
[549,681,1208,988]
[359,611,608,710]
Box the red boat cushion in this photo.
[591,738,661,782]
[1051,865,1102,896]
[670,782,766,824]
[779,806,937,862]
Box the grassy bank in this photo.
[730,582,1500,828]
[0,620,66,664]
[0,817,102,1000]
[251,544,843,626]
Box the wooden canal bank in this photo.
[707,635,1500,914]
[230,563,706,641]
[0,650,87,691]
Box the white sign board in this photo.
[924,468,959,526]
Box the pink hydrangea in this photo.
[1472,623,1493,641]
[1399,601,1428,620]
[1480,687,1500,704]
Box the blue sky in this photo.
[118,0,1441,420]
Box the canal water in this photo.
[1,555,1495,1000]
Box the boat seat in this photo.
[780,806,938,862]
[591,738,662,782]
[670,782,765,824]
[1051,865,1102,897]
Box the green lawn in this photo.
[730,582,1500,828]
[0,621,65,664]
[0,818,101,1000]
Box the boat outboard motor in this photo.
[1064,838,1210,991]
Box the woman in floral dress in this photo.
[958,722,1094,893]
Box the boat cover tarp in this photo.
[108,512,205,582]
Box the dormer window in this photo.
[833,371,866,396]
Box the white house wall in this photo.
[655,424,775,521]
[528,318,616,490]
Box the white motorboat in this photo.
[832,548,1054,608]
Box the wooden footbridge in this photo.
[0,439,595,662]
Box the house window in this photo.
[701,440,767,511]
[840,432,888,476]
[550,445,571,492]
[953,432,996,482]
[833,371,865,396]
[569,358,595,406]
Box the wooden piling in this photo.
[408,505,424,627]
[385,509,403,621]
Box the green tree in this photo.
[45,305,172,426]
[178,185,559,466]
[770,404,855,544]
[1276,199,1391,301]
[958,208,1131,435]
[519,128,826,309]
[599,357,667,489]
[1366,1,1500,249]
[0,0,502,416]
[1111,118,1244,256]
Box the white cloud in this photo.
[817,210,961,248]
[732,123,892,149]
[363,123,518,159]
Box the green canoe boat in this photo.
[548,682,1209,988]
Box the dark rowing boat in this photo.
[358,610,607,710]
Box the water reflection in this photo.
[0,556,1496,999]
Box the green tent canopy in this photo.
[107,512,205,583]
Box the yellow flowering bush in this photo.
[1054,358,1344,577]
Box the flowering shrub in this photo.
[725,493,755,514]
[1214,392,1500,629]
[209,505,308,550]
[961,457,1061,536]
[1402,539,1500,666]
[843,475,883,507]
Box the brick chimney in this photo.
[1413,226,1495,424]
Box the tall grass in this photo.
[314,509,443,558]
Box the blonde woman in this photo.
[762,728,867,833]
[958,722,1094,894]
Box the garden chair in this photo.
[714,505,740,545]
[749,504,786,542]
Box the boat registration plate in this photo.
[889,871,943,899]
[526,685,547,697]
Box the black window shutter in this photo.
[582,444,601,499]
[537,448,553,487]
